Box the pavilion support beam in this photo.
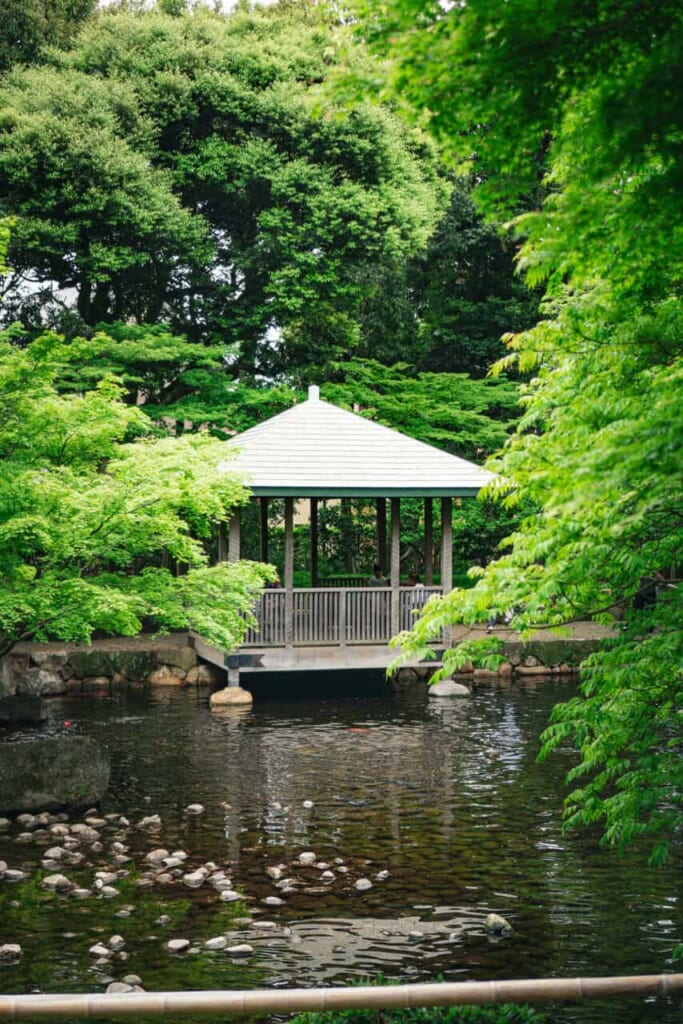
[310,498,319,587]
[284,497,294,647]
[228,509,240,563]
[259,497,269,564]
[440,497,453,648]
[390,497,401,637]
[376,498,387,575]
[217,523,227,563]
[424,498,433,585]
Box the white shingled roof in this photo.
[220,386,493,497]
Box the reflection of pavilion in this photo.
[206,386,491,677]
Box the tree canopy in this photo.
[0,1,444,381]
[358,0,683,862]
[0,328,273,660]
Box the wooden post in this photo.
[284,497,294,647]
[228,509,241,562]
[259,497,269,563]
[424,497,433,585]
[376,498,387,573]
[310,497,318,587]
[390,497,400,636]
[217,523,227,563]
[440,497,453,648]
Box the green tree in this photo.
[0,2,443,380]
[357,0,683,861]
[0,330,273,661]
[0,0,96,72]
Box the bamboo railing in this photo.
[0,975,681,1019]
[242,586,443,647]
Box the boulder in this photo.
[0,737,110,814]
[429,680,471,697]
[0,695,47,727]
[15,667,66,697]
[210,687,253,707]
[148,666,185,687]
[185,663,224,686]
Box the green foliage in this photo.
[0,331,272,659]
[292,999,544,1024]
[0,0,96,72]
[360,0,683,860]
[323,359,519,461]
[0,2,444,379]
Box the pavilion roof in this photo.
[221,386,493,497]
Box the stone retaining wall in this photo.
[1,635,225,700]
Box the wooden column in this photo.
[217,523,227,563]
[310,497,318,587]
[284,497,294,647]
[424,497,433,585]
[228,509,241,562]
[440,497,453,593]
[440,497,453,648]
[259,497,269,563]
[376,498,387,573]
[390,497,401,636]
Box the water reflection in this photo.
[0,677,681,1024]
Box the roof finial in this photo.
[308,384,320,401]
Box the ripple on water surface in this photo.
[0,678,681,1024]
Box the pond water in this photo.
[0,674,681,1024]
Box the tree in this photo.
[355,0,683,862]
[0,2,444,381]
[0,330,273,661]
[0,0,96,72]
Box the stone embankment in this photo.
[0,634,224,701]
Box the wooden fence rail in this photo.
[0,975,681,1019]
[242,587,443,647]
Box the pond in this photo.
[0,674,681,1024]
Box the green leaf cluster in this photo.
[359,0,683,859]
[0,330,272,659]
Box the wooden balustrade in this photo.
[242,587,443,647]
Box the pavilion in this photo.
[206,386,492,671]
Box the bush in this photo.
[291,1001,545,1024]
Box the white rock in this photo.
[315,862,330,870]
[213,879,234,892]
[100,886,119,899]
[184,804,205,816]
[321,871,335,882]
[375,870,390,881]
[204,936,228,950]
[408,930,424,941]
[85,817,107,828]
[4,869,26,882]
[108,935,126,951]
[136,815,162,830]
[263,896,284,906]
[219,890,241,902]
[354,878,373,892]
[298,852,316,866]
[50,825,70,837]
[250,920,276,930]
[155,915,172,926]
[44,846,66,861]
[145,849,170,866]
[182,870,206,889]
[302,800,314,809]
[106,982,134,994]
[485,913,513,936]
[0,860,7,877]
[0,944,22,962]
[89,943,111,958]
[336,865,348,874]
[167,939,190,954]
[265,865,284,880]
[429,680,471,697]
[42,873,72,891]
[122,975,142,986]
[226,944,253,956]
[95,871,118,884]
[163,856,185,870]
[71,888,92,899]
[16,814,36,829]
[0,818,11,831]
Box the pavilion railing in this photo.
[242,586,443,647]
